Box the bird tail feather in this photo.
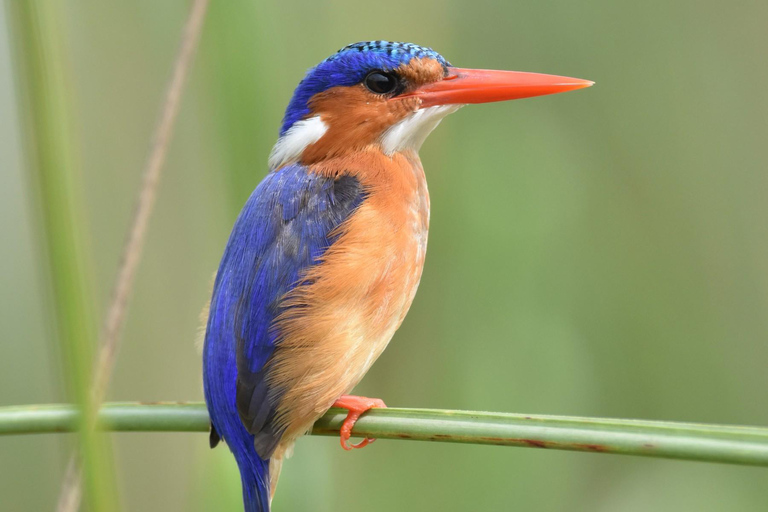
[239,455,271,512]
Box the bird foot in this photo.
[331,395,387,451]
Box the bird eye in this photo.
[364,71,399,95]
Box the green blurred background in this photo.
[2,0,768,510]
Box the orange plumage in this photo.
[269,149,429,453]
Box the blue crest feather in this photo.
[280,40,450,135]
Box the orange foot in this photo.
[331,395,387,451]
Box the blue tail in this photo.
[208,401,271,511]
[204,328,272,512]
[238,451,271,512]
[211,414,271,511]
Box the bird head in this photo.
[269,41,592,169]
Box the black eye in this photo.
[364,71,399,94]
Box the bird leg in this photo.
[331,395,387,450]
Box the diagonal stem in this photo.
[54,1,210,511]
[91,0,209,409]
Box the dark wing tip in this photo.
[209,423,221,449]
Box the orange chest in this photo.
[346,155,430,331]
[311,150,431,340]
[269,151,433,441]
[309,152,431,389]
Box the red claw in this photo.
[331,395,387,451]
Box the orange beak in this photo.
[402,67,593,107]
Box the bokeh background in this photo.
[2,0,768,511]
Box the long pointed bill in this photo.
[403,67,593,108]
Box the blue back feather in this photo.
[203,164,365,511]
[280,40,450,135]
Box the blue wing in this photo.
[203,164,365,459]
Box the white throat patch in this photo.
[268,116,328,169]
[380,104,463,155]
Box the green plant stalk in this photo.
[5,3,119,511]
[2,403,767,467]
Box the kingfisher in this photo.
[202,40,592,511]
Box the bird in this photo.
[202,40,592,512]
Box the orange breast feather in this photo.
[266,148,429,455]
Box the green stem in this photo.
[6,3,118,511]
[2,403,767,467]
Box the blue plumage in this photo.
[203,165,364,511]
[326,41,450,67]
[280,40,450,135]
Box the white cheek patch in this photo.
[380,104,463,155]
[268,116,328,169]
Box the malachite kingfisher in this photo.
[202,40,592,511]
